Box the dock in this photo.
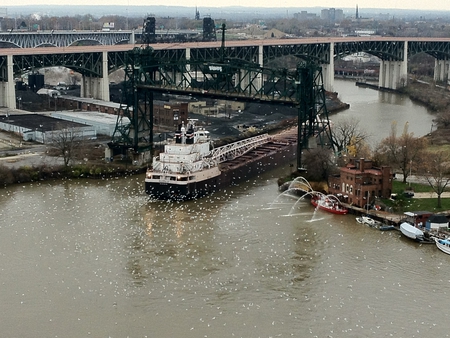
[344,203,403,225]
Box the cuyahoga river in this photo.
[1,80,447,337]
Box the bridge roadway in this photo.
[0,29,200,48]
[2,36,450,109]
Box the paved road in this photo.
[413,192,450,198]
[0,128,65,168]
[395,173,450,198]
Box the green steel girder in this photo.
[227,46,260,63]
[106,51,129,73]
[12,52,104,77]
[153,48,187,63]
[296,60,333,169]
[190,46,261,63]
[334,40,405,61]
[263,43,331,64]
[408,41,450,60]
[0,51,129,80]
[111,46,334,165]
[0,56,6,81]
[137,57,300,104]
[111,47,156,153]
[190,47,222,62]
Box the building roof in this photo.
[340,166,383,176]
[51,111,129,126]
[61,95,121,110]
[0,114,86,132]
[427,214,449,223]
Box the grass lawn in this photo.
[380,180,450,213]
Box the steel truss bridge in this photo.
[0,29,204,48]
[3,37,450,165]
[3,37,450,99]
[0,31,135,48]
[109,44,333,169]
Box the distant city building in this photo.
[321,8,344,22]
[0,7,7,31]
[293,11,318,21]
[354,30,376,36]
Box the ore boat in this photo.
[145,120,296,200]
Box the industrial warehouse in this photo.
[0,113,96,144]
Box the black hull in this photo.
[145,176,220,200]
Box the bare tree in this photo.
[421,151,450,208]
[375,121,427,183]
[434,110,450,128]
[331,117,370,157]
[303,147,336,181]
[48,127,82,167]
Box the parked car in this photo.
[403,191,415,198]
[54,82,68,91]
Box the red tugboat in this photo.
[311,193,348,215]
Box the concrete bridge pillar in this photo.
[379,42,408,90]
[130,30,135,45]
[256,44,264,91]
[321,42,334,92]
[80,51,110,101]
[238,69,250,94]
[379,60,407,89]
[0,55,16,108]
[434,59,450,83]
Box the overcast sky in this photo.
[1,0,447,11]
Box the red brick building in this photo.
[153,100,189,130]
[328,158,393,208]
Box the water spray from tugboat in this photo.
[266,176,348,220]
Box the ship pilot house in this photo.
[328,158,393,208]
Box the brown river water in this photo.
[1,80,447,337]
[1,168,449,337]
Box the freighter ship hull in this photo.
[146,131,297,201]
[145,175,220,200]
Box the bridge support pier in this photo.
[379,60,408,89]
[434,59,450,84]
[80,51,110,101]
[0,55,16,109]
[379,42,408,90]
[321,42,334,92]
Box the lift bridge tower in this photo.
[107,37,333,170]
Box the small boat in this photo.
[434,237,450,255]
[356,215,377,227]
[311,194,348,215]
[379,225,396,231]
[400,222,424,240]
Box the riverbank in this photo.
[355,79,450,146]
[0,90,349,188]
